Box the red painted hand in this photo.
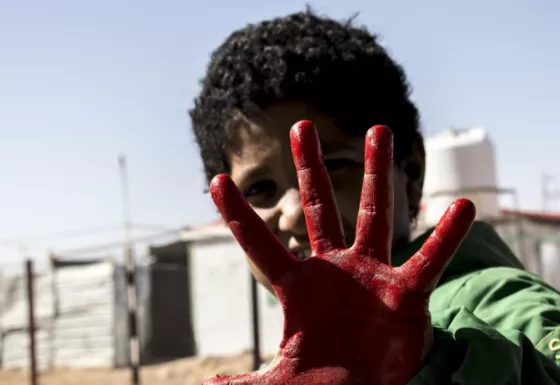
[204,122,476,385]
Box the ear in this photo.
[403,135,425,220]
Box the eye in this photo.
[243,179,278,207]
[323,158,362,173]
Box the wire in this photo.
[0,225,123,243]
[0,223,180,244]
[53,229,183,256]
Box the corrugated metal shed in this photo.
[0,259,141,369]
[0,270,54,369]
[0,253,191,370]
[0,261,119,369]
[51,262,116,367]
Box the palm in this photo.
[203,122,475,385]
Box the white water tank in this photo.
[422,128,500,226]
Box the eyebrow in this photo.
[234,164,270,187]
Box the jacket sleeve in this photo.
[410,267,560,384]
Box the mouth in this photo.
[292,249,312,261]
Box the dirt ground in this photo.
[0,352,271,385]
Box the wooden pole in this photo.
[118,155,141,385]
[25,259,38,385]
[48,253,57,370]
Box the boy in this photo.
[189,10,560,384]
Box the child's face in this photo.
[228,102,415,292]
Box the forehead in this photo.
[230,102,363,166]
[228,102,363,181]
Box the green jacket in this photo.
[392,221,560,384]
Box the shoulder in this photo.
[432,266,560,350]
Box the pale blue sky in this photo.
[1,0,559,265]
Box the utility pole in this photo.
[25,259,38,385]
[119,155,133,249]
[119,155,141,385]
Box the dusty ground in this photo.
[0,352,271,385]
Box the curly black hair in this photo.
[189,10,420,185]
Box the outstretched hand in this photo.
[203,121,476,385]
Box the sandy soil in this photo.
[0,352,270,385]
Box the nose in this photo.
[277,188,307,236]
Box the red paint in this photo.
[206,122,476,385]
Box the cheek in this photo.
[331,171,363,241]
